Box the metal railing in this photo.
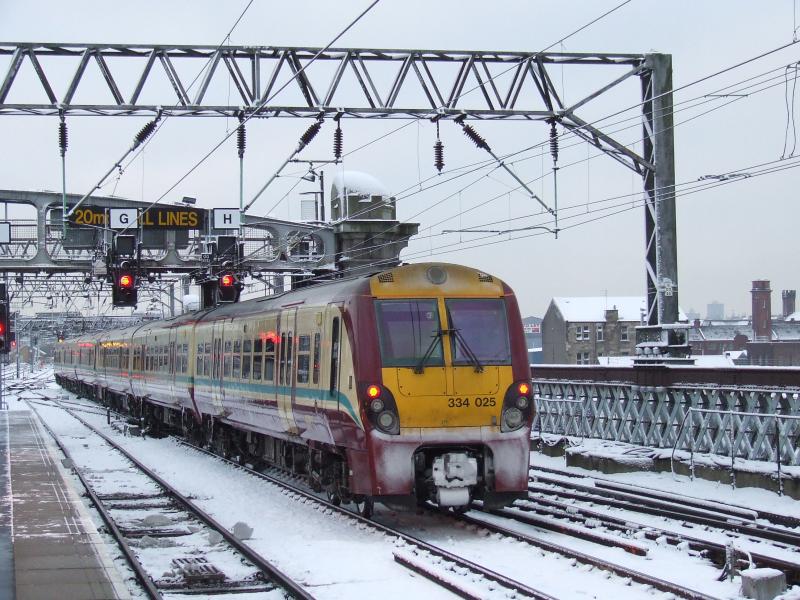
[532,365,800,466]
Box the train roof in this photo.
[63,262,510,341]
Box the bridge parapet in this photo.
[532,365,800,466]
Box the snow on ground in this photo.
[4,367,800,599]
[531,446,800,519]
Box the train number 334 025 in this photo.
[447,397,496,408]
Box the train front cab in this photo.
[356,264,533,510]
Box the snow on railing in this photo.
[532,378,800,468]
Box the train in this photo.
[54,262,534,516]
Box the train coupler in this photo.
[432,452,478,507]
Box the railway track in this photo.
[31,397,559,600]
[176,438,731,599]
[531,464,800,532]
[26,400,314,600]
[526,465,800,583]
[23,383,763,599]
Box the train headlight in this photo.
[377,411,397,431]
[502,407,524,430]
[370,398,385,413]
[516,396,529,409]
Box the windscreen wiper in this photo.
[414,329,444,374]
[452,328,484,373]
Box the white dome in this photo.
[331,171,389,200]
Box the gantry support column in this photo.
[641,53,678,326]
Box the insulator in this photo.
[58,119,68,156]
[299,120,322,149]
[434,139,444,172]
[134,118,159,147]
[549,121,559,164]
[333,124,343,160]
[237,122,246,159]
[461,123,491,152]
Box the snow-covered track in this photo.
[28,401,314,600]
[452,508,719,600]
[178,441,558,600]
[532,464,800,530]
[529,468,800,547]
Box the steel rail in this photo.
[58,407,316,600]
[531,464,800,529]
[177,441,557,600]
[453,511,720,600]
[518,493,800,584]
[529,471,800,547]
[25,401,162,599]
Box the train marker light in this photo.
[366,384,381,399]
[370,398,385,413]
[517,382,530,395]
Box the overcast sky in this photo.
[1,0,798,318]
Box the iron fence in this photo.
[532,366,800,466]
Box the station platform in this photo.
[1,410,130,600]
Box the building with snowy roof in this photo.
[541,296,653,365]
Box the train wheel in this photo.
[326,491,342,506]
[354,497,374,519]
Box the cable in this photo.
[116,0,382,236]
[85,0,258,198]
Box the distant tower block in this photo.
[782,290,796,319]
[706,301,724,320]
[751,280,772,341]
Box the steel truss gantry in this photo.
[0,43,678,325]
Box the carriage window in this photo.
[241,339,252,379]
[329,317,340,395]
[224,340,232,352]
[375,299,443,368]
[233,339,241,353]
[232,354,241,379]
[286,334,294,385]
[445,299,511,365]
[312,333,321,384]
[296,334,310,384]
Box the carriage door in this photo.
[210,320,226,414]
[278,307,299,434]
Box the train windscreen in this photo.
[375,299,443,367]
[446,298,511,365]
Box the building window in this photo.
[596,324,604,342]
[620,327,629,342]
[575,324,590,341]
[576,352,591,365]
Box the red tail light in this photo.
[366,384,381,399]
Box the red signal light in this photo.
[0,323,5,335]
[220,274,235,287]
[118,274,133,289]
